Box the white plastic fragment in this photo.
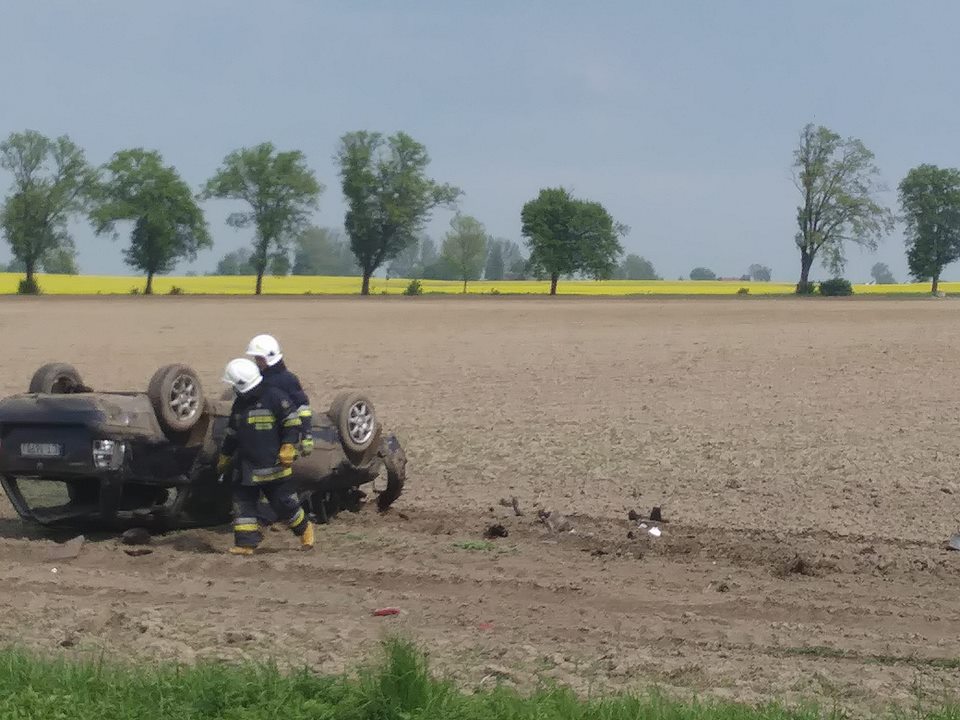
[648,527,662,538]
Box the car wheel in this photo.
[332,391,377,453]
[147,364,205,436]
[29,362,85,394]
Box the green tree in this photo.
[521,187,626,295]
[0,130,97,293]
[484,240,505,281]
[90,149,211,294]
[748,263,772,282]
[201,142,323,295]
[336,131,461,295]
[898,164,960,294]
[419,236,438,268]
[793,123,893,293]
[441,213,488,292]
[618,254,660,280]
[689,267,716,280]
[293,226,360,276]
[212,248,255,275]
[387,238,423,278]
[870,262,896,285]
[42,247,79,274]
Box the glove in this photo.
[278,443,297,467]
[216,454,231,473]
[300,435,314,456]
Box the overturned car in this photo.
[0,362,406,530]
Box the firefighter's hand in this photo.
[300,435,314,456]
[216,454,231,473]
[278,443,297,467]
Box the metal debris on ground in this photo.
[372,607,401,617]
[124,547,154,557]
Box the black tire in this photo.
[147,364,205,436]
[331,391,377,454]
[29,363,85,394]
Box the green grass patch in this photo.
[1,637,960,719]
[780,645,960,670]
[453,539,497,552]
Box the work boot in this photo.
[229,545,255,556]
[300,521,315,550]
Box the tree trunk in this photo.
[22,258,38,294]
[932,273,940,295]
[255,271,263,296]
[797,251,814,293]
[361,271,372,296]
[145,271,154,296]
[462,278,467,294]
[550,273,559,296]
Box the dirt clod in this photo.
[484,523,509,539]
[121,528,152,546]
[46,535,85,561]
[778,553,818,577]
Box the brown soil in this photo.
[2,296,960,715]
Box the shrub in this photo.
[489,288,500,295]
[737,287,749,295]
[168,286,185,295]
[818,278,853,296]
[129,287,140,295]
[17,278,40,295]
[403,279,423,296]
[795,281,816,295]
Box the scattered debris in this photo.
[121,528,152,546]
[372,607,401,617]
[650,506,663,522]
[484,523,509,539]
[648,526,662,538]
[46,535,85,561]
[124,548,154,557]
[778,553,817,577]
[478,622,494,631]
[589,548,608,557]
[398,512,410,521]
[626,531,635,540]
[499,497,524,516]
[538,509,573,533]
[51,567,59,574]
[947,534,960,552]
[627,509,640,522]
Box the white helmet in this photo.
[245,334,283,367]
[222,358,263,394]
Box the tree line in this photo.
[2,123,958,295]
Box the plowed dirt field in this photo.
[2,296,959,714]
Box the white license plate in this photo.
[20,442,62,458]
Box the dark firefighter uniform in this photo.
[260,359,314,454]
[218,383,310,549]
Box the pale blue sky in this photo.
[2,0,958,282]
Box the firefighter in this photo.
[245,334,314,456]
[218,357,315,555]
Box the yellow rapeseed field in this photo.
[0,272,952,296]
